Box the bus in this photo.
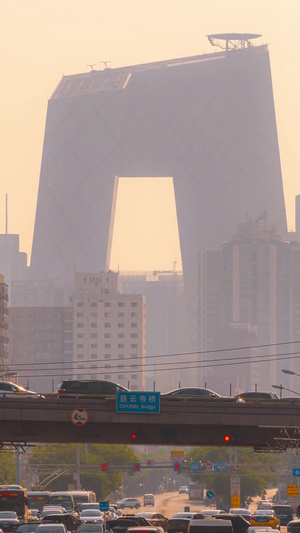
[70,491,96,511]
[27,491,50,512]
[49,491,75,513]
[0,486,28,521]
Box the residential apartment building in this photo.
[9,306,73,393]
[73,272,146,391]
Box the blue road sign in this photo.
[116,391,160,414]
[206,490,214,499]
[190,462,200,472]
[99,501,109,511]
[293,468,300,477]
[214,462,228,472]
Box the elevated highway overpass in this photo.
[1,396,300,449]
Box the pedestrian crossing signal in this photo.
[134,463,141,471]
[101,464,108,471]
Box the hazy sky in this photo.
[1,0,300,270]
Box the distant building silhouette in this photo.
[30,37,286,350]
[198,218,300,394]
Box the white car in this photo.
[118,498,141,509]
[0,381,44,398]
[79,510,104,523]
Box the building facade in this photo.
[198,219,300,394]
[0,274,9,378]
[30,39,287,350]
[73,272,146,391]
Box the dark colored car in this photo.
[57,380,129,396]
[167,518,191,533]
[188,519,233,533]
[0,512,20,533]
[214,514,250,533]
[16,526,39,533]
[235,392,279,400]
[136,514,168,532]
[41,514,82,531]
[272,505,294,525]
[77,526,106,533]
[107,520,143,533]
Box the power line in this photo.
[5,339,300,368]
[11,349,300,379]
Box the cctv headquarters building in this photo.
[30,34,287,348]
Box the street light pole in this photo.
[272,384,300,397]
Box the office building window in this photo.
[77,302,84,307]
[91,302,97,307]
[118,302,125,307]
[104,302,111,307]
[104,333,111,338]
[105,323,111,328]
[77,354,83,359]
[91,312,97,317]
[105,354,111,359]
[118,333,124,338]
[105,343,111,348]
[118,312,124,317]
[77,323,83,327]
[77,333,84,338]
[77,344,83,348]
[91,323,97,327]
[131,323,137,327]
[91,333,97,338]
[91,343,97,348]
[77,312,83,317]
[131,344,138,348]
[105,374,111,379]
[118,343,124,348]
[105,312,111,317]
[131,302,138,307]
[131,374,137,380]
[91,354,97,359]
[118,323,124,328]
[131,333,138,338]
[118,374,125,379]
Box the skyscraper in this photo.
[30,35,287,348]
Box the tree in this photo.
[0,453,16,484]
[28,443,139,499]
[188,446,279,509]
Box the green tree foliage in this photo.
[28,444,139,499]
[188,447,279,509]
[0,453,16,484]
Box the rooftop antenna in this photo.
[86,64,96,71]
[99,61,111,69]
[5,194,8,234]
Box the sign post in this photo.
[231,476,241,508]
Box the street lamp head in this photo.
[272,385,282,390]
[281,369,296,375]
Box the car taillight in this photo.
[58,389,65,393]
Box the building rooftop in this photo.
[51,42,266,100]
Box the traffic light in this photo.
[101,464,108,471]
[147,460,154,466]
[131,433,138,440]
[224,435,231,443]
[174,461,181,471]
[134,463,141,471]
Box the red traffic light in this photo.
[174,462,181,471]
[101,464,108,470]
[224,435,231,442]
[134,463,141,471]
[131,433,137,440]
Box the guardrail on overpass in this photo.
[1,396,300,449]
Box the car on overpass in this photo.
[0,381,43,399]
[162,387,222,398]
[235,392,279,400]
[57,380,129,396]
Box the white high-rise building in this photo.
[73,272,146,391]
